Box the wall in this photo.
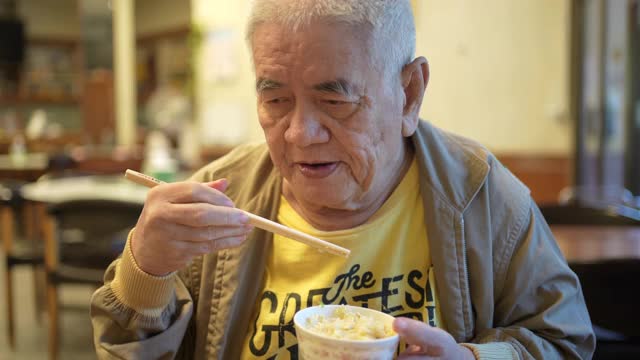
[135,0,191,36]
[17,0,79,39]
[414,0,572,154]
[191,0,262,146]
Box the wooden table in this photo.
[552,225,640,263]
[0,153,48,181]
[21,175,149,204]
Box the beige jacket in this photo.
[91,121,595,359]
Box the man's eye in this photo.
[319,99,360,119]
[266,98,289,104]
[262,97,293,118]
[324,99,347,106]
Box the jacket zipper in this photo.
[460,216,472,340]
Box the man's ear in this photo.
[401,56,429,137]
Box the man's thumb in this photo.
[207,178,228,192]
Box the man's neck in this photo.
[283,143,415,231]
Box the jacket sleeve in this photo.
[90,231,197,359]
[466,201,596,359]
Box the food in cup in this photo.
[305,305,395,340]
[294,305,399,360]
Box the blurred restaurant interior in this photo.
[0,0,639,359]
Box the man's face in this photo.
[252,21,409,211]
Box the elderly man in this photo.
[91,1,595,359]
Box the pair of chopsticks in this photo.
[124,169,351,258]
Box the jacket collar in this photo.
[411,120,490,214]
[411,120,491,341]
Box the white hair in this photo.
[246,0,416,76]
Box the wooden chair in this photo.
[1,179,44,350]
[43,199,142,360]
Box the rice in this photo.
[304,306,395,341]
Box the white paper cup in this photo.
[294,305,400,360]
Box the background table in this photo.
[21,175,149,204]
[552,225,640,263]
[0,153,48,182]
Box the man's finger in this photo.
[154,181,234,206]
[206,178,228,192]
[397,345,436,359]
[194,235,249,253]
[161,203,250,227]
[393,318,447,356]
[397,355,440,360]
[403,344,422,353]
[161,223,253,242]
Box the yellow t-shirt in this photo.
[241,159,442,359]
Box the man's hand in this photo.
[131,179,253,276]
[393,318,476,360]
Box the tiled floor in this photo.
[0,250,96,360]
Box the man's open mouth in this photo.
[297,162,339,178]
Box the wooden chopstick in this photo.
[124,169,351,258]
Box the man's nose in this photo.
[284,102,330,146]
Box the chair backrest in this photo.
[570,259,640,339]
[540,203,640,226]
[46,199,142,270]
[46,153,78,173]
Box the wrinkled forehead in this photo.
[251,21,379,86]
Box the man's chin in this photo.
[292,185,353,209]
[285,172,358,208]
